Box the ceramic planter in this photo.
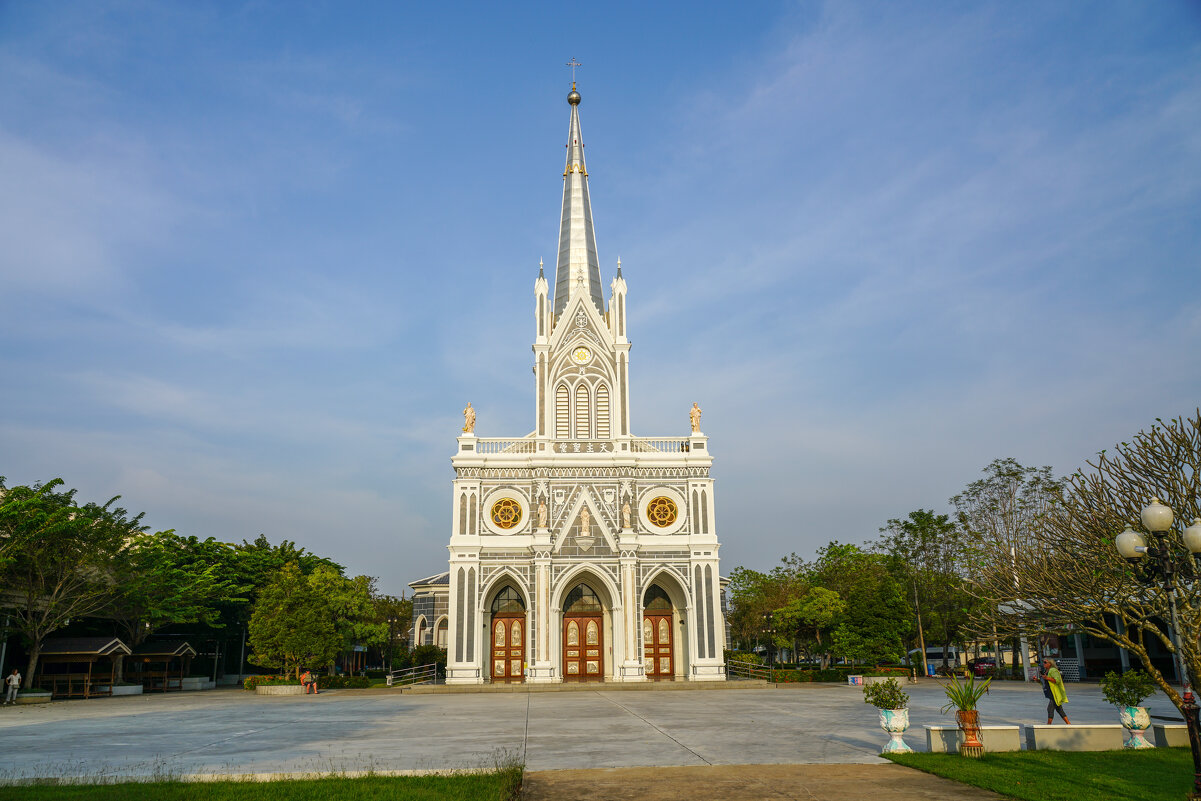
[878,708,913,753]
[1119,705,1153,749]
[956,709,985,757]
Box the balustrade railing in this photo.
[630,437,692,453]
[473,439,537,454]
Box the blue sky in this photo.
[2,2,1199,595]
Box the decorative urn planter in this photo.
[1119,706,1153,749]
[879,708,913,753]
[956,710,985,757]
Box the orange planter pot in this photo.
[956,709,985,757]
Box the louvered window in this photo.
[596,385,610,439]
[575,384,590,439]
[555,385,570,438]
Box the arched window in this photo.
[643,584,672,611]
[700,490,709,534]
[491,586,526,614]
[564,584,603,613]
[575,384,590,439]
[555,384,570,438]
[596,384,610,439]
[458,493,467,536]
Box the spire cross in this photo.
[566,57,582,86]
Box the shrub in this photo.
[863,678,909,709]
[317,675,370,689]
[1100,669,1158,708]
[940,673,991,713]
[728,652,763,666]
[242,675,299,690]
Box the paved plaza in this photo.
[0,680,1185,780]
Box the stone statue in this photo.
[621,500,632,529]
[537,498,548,528]
[689,402,702,433]
[579,506,591,533]
[462,402,475,434]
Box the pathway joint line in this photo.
[595,691,712,765]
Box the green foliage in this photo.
[863,677,909,709]
[241,675,300,689]
[727,651,763,666]
[1100,669,1158,708]
[317,675,370,689]
[247,563,343,678]
[939,673,992,713]
[410,644,448,668]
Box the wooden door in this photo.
[643,614,674,680]
[563,615,604,682]
[491,615,525,684]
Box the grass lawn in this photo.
[0,771,522,801]
[887,748,1194,801]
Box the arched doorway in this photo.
[643,585,675,680]
[563,583,604,682]
[490,587,526,684]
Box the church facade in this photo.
[410,83,725,684]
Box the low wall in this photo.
[924,725,1021,753]
[1154,724,1189,748]
[14,692,52,705]
[94,684,144,696]
[181,677,216,691]
[1024,724,1125,751]
[255,684,303,696]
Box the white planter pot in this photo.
[879,708,913,753]
[1119,706,1153,749]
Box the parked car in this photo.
[966,657,997,676]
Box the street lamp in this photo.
[1115,498,1201,800]
[387,617,397,674]
[761,612,776,679]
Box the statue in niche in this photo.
[622,500,632,529]
[537,498,548,528]
[689,402,702,433]
[579,506,591,533]
[462,402,475,433]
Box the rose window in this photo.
[645,497,678,528]
[490,498,523,530]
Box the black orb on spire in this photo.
[567,85,581,105]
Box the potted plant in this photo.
[863,678,912,753]
[941,673,992,757]
[1100,669,1157,749]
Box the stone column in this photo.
[528,547,556,683]
[619,549,645,681]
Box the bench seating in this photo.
[1024,723,1125,751]
[924,725,1021,753]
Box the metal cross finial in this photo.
[566,57,582,86]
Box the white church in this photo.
[409,81,726,684]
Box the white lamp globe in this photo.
[1141,498,1175,533]
[1183,518,1201,555]
[1115,525,1147,559]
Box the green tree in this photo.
[812,542,911,664]
[247,563,341,679]
[106,531,247,680]
[776,585,845,668]
[0,479,142,688]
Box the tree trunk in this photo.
[113,654,125,684]
[24,642,41,690]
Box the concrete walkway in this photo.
[0,681,1182,781]
[522,764,1009,801]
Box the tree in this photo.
[878,509,974,670]
[776,585,845,668]
[812,542,912,664]
[373,593,413,668]
[967,410,1201,713]
[247,563,341,679]
[0,479,142,688]
[105,531,246,680]
[952,458,1063,675]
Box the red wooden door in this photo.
[563,615,604,682]
[643,614,674,680]
[491,615,525,684]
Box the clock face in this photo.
[571,346,592,365]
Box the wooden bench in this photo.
[924,725,1021,753]
[1024,724,1125,751]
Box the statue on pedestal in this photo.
[689,402,702,433]
[622,500,632,529]
[462,402,476,434]
[579,506,591,533]
[537,498,548,529]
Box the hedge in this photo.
[317,675,370,689]
[771,666,911,683]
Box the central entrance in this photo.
[562,583,604,682]
[490,587,526,684]
[643,584,675,680]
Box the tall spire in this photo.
[553,83,604,315]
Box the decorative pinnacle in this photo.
[616,257,622,277]
[566,57,582,105]
[539,257,544,278]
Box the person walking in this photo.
[1042,658,1071,724]
[4,669,21,705]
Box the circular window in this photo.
[645,497,678,528]
[490,498,523,529]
